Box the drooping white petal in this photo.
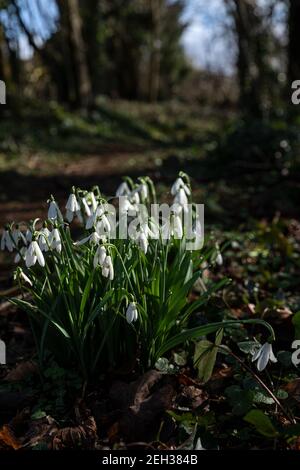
[268,344,277,363]
[89,192,98,212]
[171,177,184,196]
[82,197,92,217]
[74,235,91,246]
[39,228,51,252]
[257,346,270,372]
[66,209,74,223]
[48,201,57,220]
[137,232,148,254]
[102,255,114,280]
[66,193,80,213]
[116,182,130,197]
[20,271,33,286]
[5,232,14,252]
[216,253,223,266]
[25,243,37,268]
[26,230,32,243]
[126,303,138,324]
[174,188,188,206]
[32,241,45,267]
[50,228,62,253]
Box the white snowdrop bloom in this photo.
[25,230,32,244]
[216,252,223,266]
[50,228,62,253]
[137,231,148,254]
[132,183,148,200]
[119,197,136,215]
[82,197,92,217]
[102,255,114,280]
[116,181,131,197]
[85,204,104,230]
[19,270,33,287]
[65,193,80,222]
[171,177,191,197]
[25,241,45,268]
[1,230,14,252]
[96,215,111,237]
[130,191,140,205]
[140,183,148,200]
[38,227,51,252]
[174,187,188,207]
[171,177,184,195]
[88,192,98,212]
[14,247,26,264]
[252,342,277,372]
[90,231,101,244]
[195,438,206,451]
[74,231,100,246]
[126,302,138,324]
[93,245,107,268]
[48,200,63,222]
[12,228,26,246]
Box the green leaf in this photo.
[194,329,223,383]
[155,319,274,361]
[225,385,254,416]
[244,410,278,438]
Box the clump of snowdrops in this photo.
[1,173,275,380]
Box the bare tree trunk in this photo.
[149,0,161,102]
[288,0,300,84]
[67,0,92,107]
[226,0,266,117]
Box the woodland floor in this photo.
[0,100,300,450]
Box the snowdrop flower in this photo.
[25,241,45,268]
[194,438,206,451]
[93,245,107,268]
[162,214,183,240]
[85,205,104,230]
[171,177,191,197]
[96,214,111,237]
[216,252,223,266]
[12,226,26,246]
[137,231,148,254]
[14,247,26,263]
[126,302,138,324]
[1,229,14,252]
[252,342,277,372]
[19,270,33,287]
[81,197,92,217]
[65,192,80,223]
[38,227,51,252]
[88,192,98,212]
[132,183,148,201]
[25,229,32,244]
[131,191,140,206]
[174,187,188,207]
[101,255,114,280]
[75,231,101,246]
[48,200,63,222]
[116,181,131,197]
[119,197,136,215]
[50,228,62,253]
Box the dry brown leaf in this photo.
[0,425,21,450]
[5,360,38,382]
